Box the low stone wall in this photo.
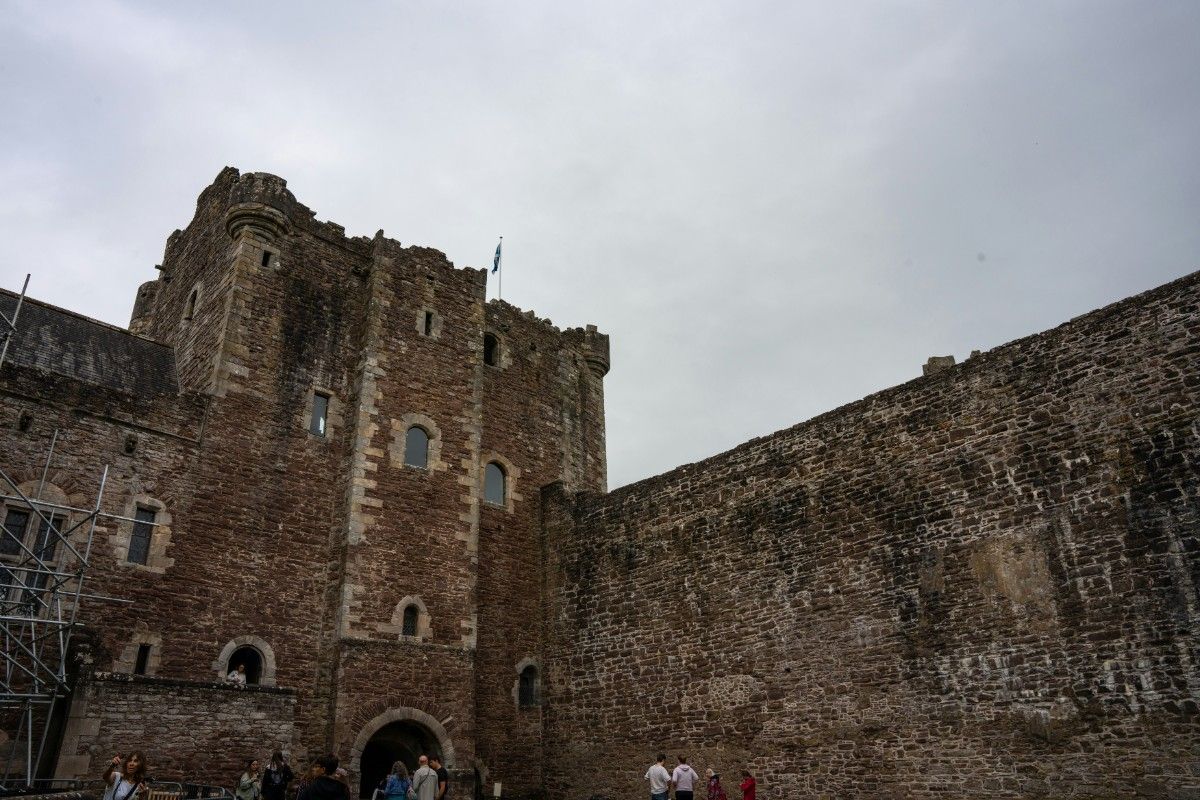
[55,673,296,787]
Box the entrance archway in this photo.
[358,721,441,798]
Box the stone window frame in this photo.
[212,635,278,687]
[183,282,202,323]
[482,331,508,369]
[389,413,446,472]
[478,452,520,513]
[416,308,442,340]
[114,628,162,677]
[302,386,341,441]
[112,495,174,574]
[0,482,74,607]
[388,595,432,642]
[513,657,541,709]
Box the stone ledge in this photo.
[88,671,296,695]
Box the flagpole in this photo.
[498,236,503,301]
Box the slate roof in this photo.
[0,289,178,396]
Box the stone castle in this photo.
[0,168,1196,799]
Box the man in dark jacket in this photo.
[297,755,348,800]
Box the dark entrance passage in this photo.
[228,645,263,684]
[359,721,441,799]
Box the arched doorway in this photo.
[227,645,263,684]
[358,721,441,798]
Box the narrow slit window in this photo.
[310,393,330,437]
[128,508,155,566]
[423,311,434,337]
[184,288,198,321]
[1,509,30,557]
[483,333,499,366]
[484,462,506,506]
[261,250,272,268]
[404,426,430,470]
[402,605,418,636]
[133,643,151,676]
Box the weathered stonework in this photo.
[0,167,1195,799]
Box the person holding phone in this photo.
[103,751,148,800]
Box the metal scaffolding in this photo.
[0,278,134,788]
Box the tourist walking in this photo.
[704,769,727,800]
[103,752,148,800]
[384,761,411,800]
[429,756,449,800]
[262,752,293,800]
[739,770,756,800]
[236,759,261,800]
[671,756,699,800]
[412,755,438,800]
[644,753,671,800]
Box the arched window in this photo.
[483,333,499,366]
[402,604,419,637]
[227,645,263,685]
[518,665,539,707]
[404,426,430,469]
[484,462,506,506]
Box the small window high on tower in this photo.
[310,393,330,437]
[483,333,499,366]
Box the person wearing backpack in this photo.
[384,761,412,800]
[262,752,293,800]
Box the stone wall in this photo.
[55,673,295,787]
[542,271,1200,799]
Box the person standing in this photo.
[297,755,346,800]
[227,664,248,685]
[429,755,449,800]
[704,769,728,800]
[412,755,438,800]
[644,753,671,800]
[103,752,148,800]
[384,761,411,800]
[262,752,294,800]
[671,756,699,800]
[236,759,261,800]
[739,770,756,800]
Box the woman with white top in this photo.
[103,751,148,800]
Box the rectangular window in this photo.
[1,509,30,557]
[423,311,433,336]
[133,643,152,675]
[310,392,329,437]
[128,508,155,566]
[35,514,65,562]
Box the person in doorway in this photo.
[227,663,247,685]
[429,756,449,800]
[644,753,671,800]
[412,755,438,800]
[262,752,294,800]
[738,770,756,800]
[670,756,699,800]
[103,751,148,800]
[704,768,728,800]
[298,755,346,800]
[384,761,411,800]
[235,759,261,800]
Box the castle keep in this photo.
[0,169,1197,799]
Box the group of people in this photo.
[232,751,450,800]
[644,754,756,800]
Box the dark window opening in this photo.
[17,412,32,432]
[484,462,506,506]
[1,509,30,557]
[184,289,198,321]
[519,665,539,707]
[404,426,430,470]
[133,643,151,675]
[124,434,138,455]
[483,333,499,366]
[228,645,263,685]
[402,604,418,636]
[261,250,272,268]
[423,311,434,337]
[310,393,330,437]
[35,514,65,562]
[128,508,155,566]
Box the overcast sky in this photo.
[1,1,1198,488]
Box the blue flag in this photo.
[493,240,502,273]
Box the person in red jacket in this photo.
[739,770,756,800]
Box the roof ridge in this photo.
[0,287,170,351]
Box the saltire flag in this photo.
[493,239,502,273]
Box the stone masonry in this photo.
[0,167,1196,799]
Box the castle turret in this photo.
[128,279,159,336]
